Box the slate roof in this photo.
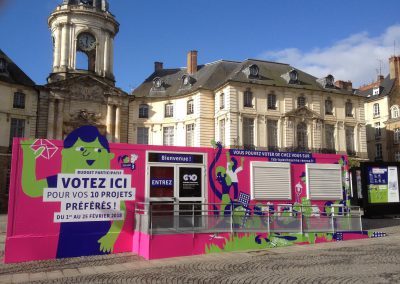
[355,75,395,101]
[0,49,36,87]
[132,59,359,98]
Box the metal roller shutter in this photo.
[250,162,292,200]
[306,163,343,200]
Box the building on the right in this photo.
[358,56,400,162]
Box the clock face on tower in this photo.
[77,33,96,52]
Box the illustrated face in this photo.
[78,33,96,52]
[61,138,114,173]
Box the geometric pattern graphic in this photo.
[30,139,59,160]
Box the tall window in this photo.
[297,122,308,150]
[297,96,306,108]
[375,122,381,137]
[395,152,400,162]
[345,126,355,154]
[220,93,225,110]
[187,100,194,115]
[13,92,25,109]
[373,103,380,117]
[163,126,174,146]
[186,124,195,147]
[394,128,400,144]
[165,103,173,118]
[325,124,335,150]
[0,58,6,73]
[325,99,333,115]
[138,104,149,118]
[243,89,253,108]
[376,143,383,160]
[219,119,225,145]
[9,118,25,146]
[243,117,254,147]
[137,127,149,144]
[267,94,276,110]
[267,120,278,149]
[345,100,353,117]
[391,105,400,119]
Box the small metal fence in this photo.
[134,202,363,236]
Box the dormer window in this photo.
[317,74,335,88]
[373,87,380,96]
[181,75,195,87]
[326,75,334,86]
[245,64,260,79]
[289,69,298,83]
[153,77,164,89]
[0,58,7,73]
[325,98,333,115]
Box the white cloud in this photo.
[259,25,400,87]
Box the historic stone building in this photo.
[131,51,368,159]
[361,56,400,162]
[0,0,130,211]
[0,50,38,212]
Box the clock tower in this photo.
[48,0,118,84]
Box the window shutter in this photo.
[306,164,342,200]
[251,162,291,200]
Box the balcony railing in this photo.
[134,202,363,236]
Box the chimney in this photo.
[389,56,400,85]
[335,80,353,91]
[187,50,198,75]
[377,75,384,83]
[154,62,163,72]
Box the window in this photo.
[248,64,259,78]
[297,96,306,108]
[373,87,380,96]
[13,92,25,109]
[345,100,353,117]
[267,94,276,110]
[9,118,25,146]
[243,117,254,147]
[186,124,195,147]
[325,99,333,115]
[267,120,278,149]
[394,128,400,144]
[0,58,6,73]
[375,122,381,137]
[243,89,253,108]
[138,104,149,118]
[187,100,194,115]
[165,103,173,118]
[395,152,400,162]
[376,143,383,160]
[325,124,335,150]
[219,93,225,110]
[163,126,174,146]
[137,127,149,144]
[153,77,164,89]
[250,162,292,200]
[373,103,380,117]
[297,122,308,150]
[306,164,342,200]
[5,168,11,196]
[289,69,298,83]
[345,126,355,154]
[219,119,225,145]
[391,105,400,119]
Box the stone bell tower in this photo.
[48,0,119,84]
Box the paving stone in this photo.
[0,274,12,284]
[62,268,79,277]
[11,273,29,283]
[45,270,64,280]
[29,272,47,281]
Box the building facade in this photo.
[360,56,400,162]
[131,51,368,159]
[0,51,38,212]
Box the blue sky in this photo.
[1,0,400,92]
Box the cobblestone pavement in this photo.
[0,216,400,283]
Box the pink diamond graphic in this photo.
[30,139,59,160]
